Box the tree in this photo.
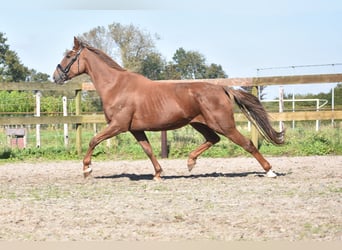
[140,52,166,80]
[78,26,117,59]
[108,22,159,73]
[172,47,227,80]
[334,83,342,106]
[0,32,29,82]
[0,32,50,82]
[163,62,182,80]
[205,63,227,79]
[80,24,228,81]
[0,32,9,62]
[28,69,50,82]
[172,48,206,79]
[80,23,160,73]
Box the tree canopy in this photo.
[0,32,50,82]
[170,47,227,80]
[79,23,227,80]
[0,32,29,82]
[80,23,160,74]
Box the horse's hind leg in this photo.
[187,123,220,171]
[131,131,163,181]
[223,127,277,177]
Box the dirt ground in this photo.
[0,156,341,241]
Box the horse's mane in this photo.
[79,41,126,72]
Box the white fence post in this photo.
[35,91,41,148]
[331,86,335,127]
[316,100,320,131]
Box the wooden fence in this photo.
[1,73,342,156]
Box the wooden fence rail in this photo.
[155,73,342,86]
[1,72,342,156]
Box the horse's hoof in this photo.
[83,167,93,178]
[187,159,196,172]
[187,164,195,172]
[153,176,162,182]
[266,169,277,178]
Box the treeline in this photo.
[0,32,50,83]
[78,22,227,80]
[284,83,342,108]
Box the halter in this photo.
[56,47,83,82]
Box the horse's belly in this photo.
[131,110,195,131]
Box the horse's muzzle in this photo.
[53,67,67,85]
[53,76,65,85]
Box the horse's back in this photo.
[130,81,231,130]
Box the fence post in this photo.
[292,90,295,129]
[75,89,82,155]
[62,96,69,148]
[279,86,285,131]
[316,99,320,131]
[35,91,41,148]
[332,86,335,126]
[161,131,168,158]
[251,86,259,147]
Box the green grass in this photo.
[0,122,341,162]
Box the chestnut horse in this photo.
[53,37,284,180]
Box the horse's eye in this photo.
[66,55,71,59]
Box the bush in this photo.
[300,134,333,155]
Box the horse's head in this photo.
[53,37,86,84]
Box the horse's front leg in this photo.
[83,123,123,178]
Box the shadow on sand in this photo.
[95,171,287,181]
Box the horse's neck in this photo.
[85,55,123,97]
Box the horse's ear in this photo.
[73,36,80,49]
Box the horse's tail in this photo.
[226,87,285,145]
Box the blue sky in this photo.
[1,0,341,99]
